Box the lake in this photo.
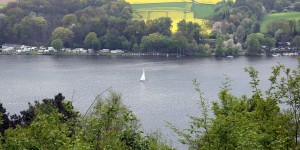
[0,55,298,149]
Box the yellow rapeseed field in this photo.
[126,0,222,4]
[133,10,210,33]
[127,0,217,33]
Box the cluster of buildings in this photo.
[0,44,94,54]
[0,44,125,55]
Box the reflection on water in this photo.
[0,55,298,149]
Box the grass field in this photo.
[192,3,215,19]
[0,5,5,9]
[260,12,300,32]
[127,0,218,32]
[127,0,221,4]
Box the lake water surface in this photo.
[0,55,298,149]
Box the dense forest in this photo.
[1,0,300,56]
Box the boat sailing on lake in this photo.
[140,68,147,82]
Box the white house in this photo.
[2,47,15,52]
[100,49,110,53]
[110,49,123,54]
[65,48,72,52]
[88,49,94,53]
[73,48,87,53]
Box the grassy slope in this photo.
[126,0,221,4]
[132,2,187,9]
[260,12,300,32]
[192,3,215,19]
[131,1,215,32]
[132,2,214,19]
[0,5,5,9]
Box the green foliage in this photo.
[82,91,173,149]
[191,4,215,19]
[265,19,295,42]
[215,35,224,57]
[172,61,300,149]
[292,36,300,50]
[84,32,99,50]
[264,37,276,51]
[1,92,173,149]
[0,103,10,136]
[246,33,262,55]
[62,14,78,27]
[177,20,202,43]
[132,2,187,10]
[147,17,173,36]
[4,110,88,149]
[169,79,212,149]
[51,39,63,51]
[261,12,300,33]
[14,15,48,45]
[52,27,74,47]
[141,32,169,52]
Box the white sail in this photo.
[140,68,146,81]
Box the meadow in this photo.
[127,0,221,4]
[0,5,5,8]
[192,4,215,19]
[260,12,300,32]
[129,0,216,32]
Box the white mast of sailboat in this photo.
[140,68,146,81]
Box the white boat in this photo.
[272,53,280,57]
[226,55,233,59]
[140,68,146,82]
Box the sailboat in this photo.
[140,68,146,82]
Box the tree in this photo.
[3,108,89,149]
[173,31,188,54]
[265,59,300,147]
[215,35,225,57]
[2,92,173,149]
[171,61,300,149]
[141,32,169,52]
[51,39,63,51]
[246,33,261,55]
[147,17,172,36]
[9,93,78,128]
[51,27,74,47]
[235,25,246,43]
[267,20,293,42]
[14,16,48,45]
[264,37,275,51]
[294,2,300,11]
[177,20,202,43]
[84,32,99,50]
[62,14,78,28]
[82,91,173,149]
[0,103,9,134]
[292,36,300,51]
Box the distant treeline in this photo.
[1,0,300,56]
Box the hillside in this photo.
[0,0,15,4]
[126,0,221,5]
[260,12,300,33]
[126,0,217,32]
[0,0,15,8]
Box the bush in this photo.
[269,10,278,13]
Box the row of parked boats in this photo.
[272,52,299,57]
